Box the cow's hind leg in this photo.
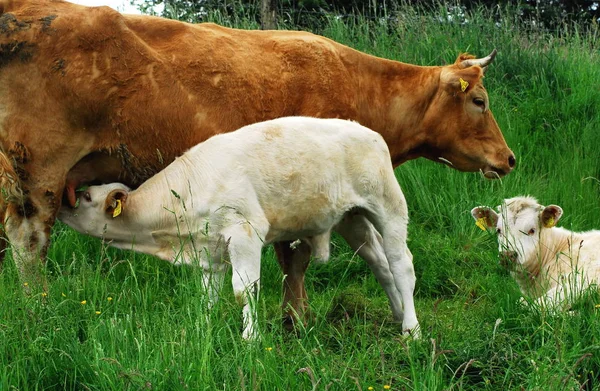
[274,240,311,329]
[335,213,405,322]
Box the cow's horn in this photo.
[460,49,497,69]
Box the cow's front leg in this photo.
[4,189,59,292]
[0,204,8,269]
[274,240,311,329]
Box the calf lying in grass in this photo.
[59,116,419,339]
[472,196,600,309]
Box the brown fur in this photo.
[0,149,23,203]
[0,0,514,300]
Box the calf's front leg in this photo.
[225,225,263,340]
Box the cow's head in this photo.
[58,183,131,237]
[471,196,563,268]
[421,50,515,178]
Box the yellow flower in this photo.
[265,347,273,351]
[81,300,87,305]
[368,387,374,391]
[595,304,600,308]
[41,292,47,297]
[95,311,101,315]
[384,386,391,390]
[107,297,113,302]
[23,282,28,287]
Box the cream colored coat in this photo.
[60,117,419,339]
[473,196,600,309]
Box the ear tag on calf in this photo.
[459,78,469,92]
[475,218,487,231]
[113,199,122,218]
[544,216,555,228]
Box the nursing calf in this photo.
[472,196,600,309]
[59,117,419,339]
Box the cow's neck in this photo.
[517,228,579,297]
[96,155,200,256]
[127,156,199,228]
[350,55,441,166]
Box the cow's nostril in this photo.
[500,250,518,264]
[508,155,516,168]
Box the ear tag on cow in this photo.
[544,216,555,228]
[112,199,122,218]
[459,78,469,92]
[475,218,487,231]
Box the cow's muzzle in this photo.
[484,154,516,179]
[499,250,518,268]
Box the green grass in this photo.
[3,4,600,390]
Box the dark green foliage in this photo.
[136,0,600,31]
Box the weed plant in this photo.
[2,3,600,390]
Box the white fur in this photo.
[60,116,419,339]
[472,196,600,309]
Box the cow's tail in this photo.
[0,150,24,204]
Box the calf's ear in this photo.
[541,205,563,228]
[105,189,129,218]
[471,206,499,231]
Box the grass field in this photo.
[2,4,600,390]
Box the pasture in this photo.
[2,4,600,390]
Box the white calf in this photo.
[472,196,600,308]
[59,116,419,339]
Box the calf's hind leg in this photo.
[335,213,405,322]
[374,214,419,337]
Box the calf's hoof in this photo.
[402,323,421,340]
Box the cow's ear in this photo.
[471,206,498,231]
[442,66,482,93]
[541,205,563,228]
[105,189,128,218]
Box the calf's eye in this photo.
[527,228,535,236]
[83,192,92,202]
[496,228,501,235]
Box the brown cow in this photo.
[0,0,514,321]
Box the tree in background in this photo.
[261,0,277,29]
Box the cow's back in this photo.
[0,0,361,183]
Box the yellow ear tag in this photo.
[459,78,469,92]
[544,216,555,228]
[112,199,122,218]
[475,218,487,231]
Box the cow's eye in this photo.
[527,228,535,236]
[496,228,501,235]
[83,192,92,202]
[473,97,485,108]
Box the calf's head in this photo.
[471,196,563,268]
[59,183,131,237]
[422,50,515,178]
